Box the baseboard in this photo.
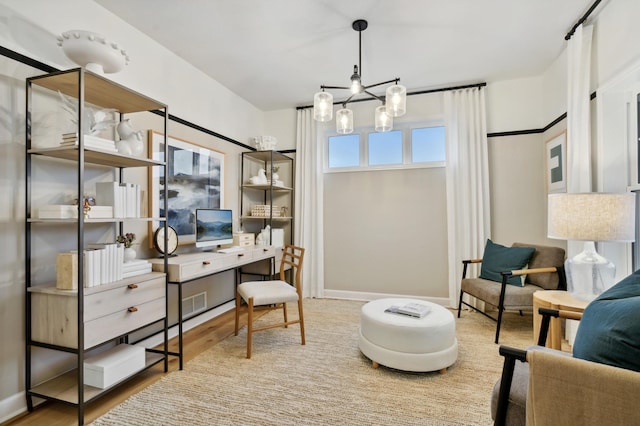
[322,289,450,307]
[0,391,31,424]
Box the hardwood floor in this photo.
[4,306,263,426]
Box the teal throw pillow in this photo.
[479,239,535,287]
[572,270,640,372]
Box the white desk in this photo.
[149,245,276,368]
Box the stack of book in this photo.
[60,133,118,152]
[122,259,152,279]
[384,302,431,318]
[56,243,124,289]
[95,181,142,218]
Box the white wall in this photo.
[486,76,545,132]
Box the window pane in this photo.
[328,134,360,168]
[368,130,402,166]
[412,127,446,163]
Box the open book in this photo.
[384,302,431,318]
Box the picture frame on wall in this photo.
[149,130,225,244]
[545,131,567,193]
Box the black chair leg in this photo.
[457,290,464,318]
[495,308,504,344]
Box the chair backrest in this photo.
[279,244,305,295]
[512,243,565,290]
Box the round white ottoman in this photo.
[359,298,458,373]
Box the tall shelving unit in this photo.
[240,150,294,276]
[240,150,294,246]
[25,68,170,425]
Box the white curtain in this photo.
[444,88,491,308]
[567,23,593,195]
[295,109,324,298]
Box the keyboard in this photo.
[218,246,244,254]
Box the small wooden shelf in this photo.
[242,184,293,191]
[28,272,165,296]
[28,146,164,168]
[28,352,164,404]
[241,215,292,221]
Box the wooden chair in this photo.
[457,243,566,343]
[234,244,305,358]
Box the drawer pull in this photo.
[263,248,269,252]
[127,307,138,313]
[237,253,244,257]
[127,284,138,289]
[203,261,211,265]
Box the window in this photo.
[412,127,446,163]
[328,134,360,168]
[368,130,402,166]
[326,124,446,172]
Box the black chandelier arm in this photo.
[363,90,385,103]
[320,84,350,90]
[362,78,400,91]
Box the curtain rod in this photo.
[296,82,487,110]
[565,0,603,40]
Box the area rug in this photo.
[91,298,532,425]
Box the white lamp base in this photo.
[565,241,615,301]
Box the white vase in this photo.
[124,247,136,263]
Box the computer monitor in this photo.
[195,208,233,248]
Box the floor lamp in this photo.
[547,192,636,301]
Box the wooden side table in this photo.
[532,290,589,350]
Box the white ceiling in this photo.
[95,0,594,111]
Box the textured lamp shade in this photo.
[374,105,392,132]
[313,91,333,122]
[335,108,353,134]
[548,192,636,301]
[548,193,635,242]
[385,84,406,117]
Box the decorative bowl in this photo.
[57,30,129,74]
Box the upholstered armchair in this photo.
[492,270,640,425]
[458,240,566,343]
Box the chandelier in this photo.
[313,19,407,134]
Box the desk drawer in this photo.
[85,276,165,322]
[168,257,225,282]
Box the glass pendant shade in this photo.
[336,108,353,134]
[313,91,333,122]
[385,84,407,117]
[374,105,392,132]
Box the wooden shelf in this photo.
[28,146,164,168]
[242,184,292,191]
[28,352,164,404]
[28,272,166,296]
[241,215,292,221]
[28,217,166,224]
[243,150,292,163]
[28,68,166,114]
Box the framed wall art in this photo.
[545,131,567,193]
[149,130,225,244]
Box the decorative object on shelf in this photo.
[59,91,117,136]
[251,205,281,217]
[57,30,130,74]
[256,225,271,245]
[153,225,178,256]
[117,233,137,262]
[252,136,277,151]
[312,19,406,134]
[149,131,225,244]
[116,119,144,156]
[548,192,636,301]
[249,168,268,185]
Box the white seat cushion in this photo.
[237,280,299,306]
